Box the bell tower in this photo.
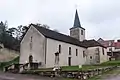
[70,9,85,41]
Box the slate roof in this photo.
[31,24,87,48]
[82,40,106,48]
[29,24,105,49]
[70,9,85,30]
[73,10,81,28]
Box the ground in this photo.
[0,72,53,80]
[0,68,120,80]
[1,60,120,80]
[88,67,120,80]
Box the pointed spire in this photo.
[73,9,81,28]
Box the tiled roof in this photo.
[98,38,114,47]
[114,42,120,49]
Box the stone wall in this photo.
[0,47,19,62]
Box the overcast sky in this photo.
[0,0,120,40]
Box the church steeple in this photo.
[70,9,85,41]
[73,9,81,28]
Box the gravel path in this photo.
[1,68,120,80]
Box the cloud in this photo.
[0,0,119,40]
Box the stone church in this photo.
[20,10,109,69]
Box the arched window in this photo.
[90,56,92,59]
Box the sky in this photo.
[0,0,120,40]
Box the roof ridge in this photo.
[31,24,87,48]
[32,24,84,42]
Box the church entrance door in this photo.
[29,55,33,69]
[29,55,33,63]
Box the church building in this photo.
[20,10,109,69]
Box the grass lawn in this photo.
[30,65,105,72]
[3,59,119,72]
[30,60,120,72]
[100,60,120,66]
[23,60,120,80]
[61,65,104,71]
[35,60,120,71]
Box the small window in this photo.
[83,51,85,57]
[96,53,99,55]
[102,48,104,55]
[69,47,71,55]
[30,36,33,42]
[30,36,33,50]
[81,30,83,35]
[59,45,61,53]
[76,49,78,56]
[95,48,99,52]
[109,48,112,51]
[90,56,92,59]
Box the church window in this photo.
[81,30,83,35]
[76,49,78,56]
[30,36,33,50]
[90,56,92,59]
[59,45,61,53]
[69,47,71,55]
[109,48,112,51]
[83,51,85,57]
[102,48,104,55]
